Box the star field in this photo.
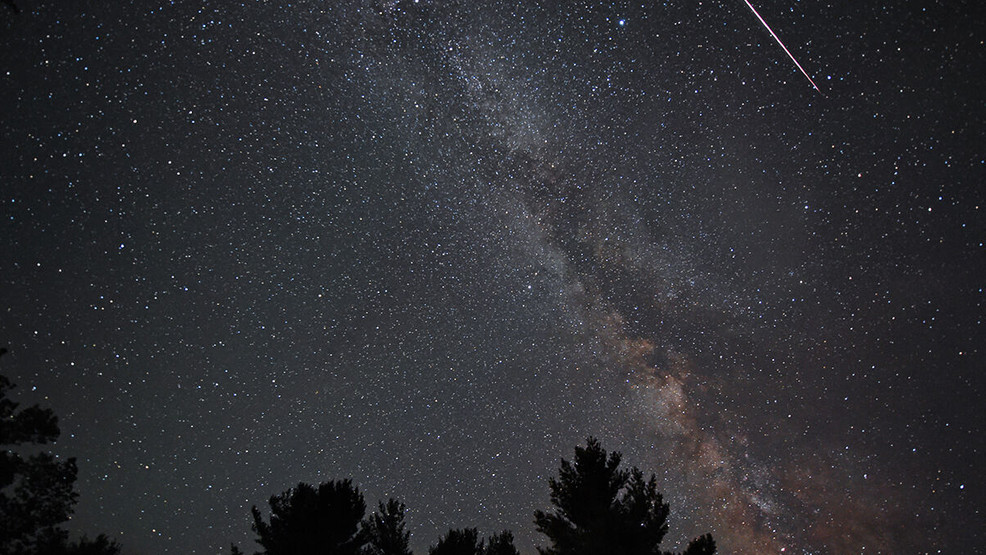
[2,1,983,553]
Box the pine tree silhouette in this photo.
[248,480,367,555]
[484,531,520,555]
[427,528,520,555]
[534,437,715,555]
[0,349,120,555]
[362,498,412,555]
[428,528,483,555]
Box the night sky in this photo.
[2,1,983,553]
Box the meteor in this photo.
[742,0,823,94]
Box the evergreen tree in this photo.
[248,480,367,555]
[428,528,482,555]
[362,498,412,555]
[679,534,716,555]
[427,528,520,555]
[37,535,122,555]
[534,437,714,555]
[0,349,120,555]
[483,531,519,555]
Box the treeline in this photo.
[1,349,714,555]
[0,349,120,555]
[232,438,715,555]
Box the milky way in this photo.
[2,1,982,553]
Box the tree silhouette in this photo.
[534,437,715,555]
[362,498,412,555]
[678,534,716,555]
[232,438,716,555]
[246,480,367,555]
[0,349,120,555]
[483,531,520,555]
[37,535,123,555]
[429,528,482,555]
[428,528,520,555]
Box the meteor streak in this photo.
[743,0,823,94]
